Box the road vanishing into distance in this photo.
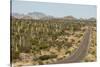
[52,27,91,64]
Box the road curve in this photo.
[51,27,91,64]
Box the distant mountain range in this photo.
[12,12,54,20]
[12,12,96,21]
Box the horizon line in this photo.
[12,12,96,19]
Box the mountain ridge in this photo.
[12,12,96,21]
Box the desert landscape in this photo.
[11,13,96,66]
[11,1,96,67]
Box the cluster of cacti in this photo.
[11,18,96,65]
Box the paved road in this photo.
[52,27,91,64]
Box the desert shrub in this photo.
[75,34,83,38]
[12,51,20,60]
[65,51,71,54]
[71,39,75,43]
[66,32,71,36]
[65,38,68,41]
[39,55,57,60]
[38,61,44,65]
[66,42,73,48]
[39,55,50,60]
[39,45,48,50]
[73,24,81,31]
[19,45,31,53]
[49,55,57,58]
[78,40,81,43]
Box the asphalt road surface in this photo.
[52,27,91,64]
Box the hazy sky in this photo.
[12,0,96,18]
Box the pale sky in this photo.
[12,0,97,18]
